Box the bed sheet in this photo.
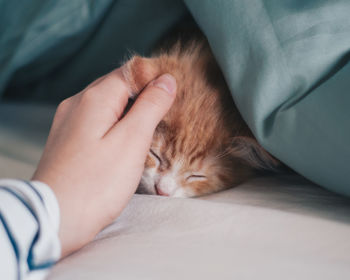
[1,103,349,280]
[47,174,350,280]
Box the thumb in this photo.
[117,73,177,140]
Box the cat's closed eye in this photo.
[186,174,207,183]
[127,22,282,198]
[149,149,161,164]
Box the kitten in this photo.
[122,26,281,198]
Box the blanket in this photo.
[0,0,349,195]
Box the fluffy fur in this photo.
[122,29,280,197]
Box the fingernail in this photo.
[152,74,177,95]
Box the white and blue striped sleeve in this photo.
[0,179,61,280]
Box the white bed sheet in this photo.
[48,175,350,280]
[1,102,350,280]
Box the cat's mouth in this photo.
[155,186,170,196]
[137,181,172,197]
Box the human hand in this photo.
[32,68,176,257]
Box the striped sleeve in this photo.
[0,179,61,280]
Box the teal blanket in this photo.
[1,0,349,195]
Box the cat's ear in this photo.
[230,136,281,171]
[122,55,159,97]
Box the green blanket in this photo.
[1,0,349,195]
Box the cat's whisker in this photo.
[129,20,282,198]
[214,149,232,160]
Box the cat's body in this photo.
[123,24,281,198]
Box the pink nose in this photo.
[155,186,169,196]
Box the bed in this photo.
[1,1,350,279]
[1,102,350,279]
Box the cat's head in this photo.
[122,43,280,197]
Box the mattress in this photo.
[1,102,350,280]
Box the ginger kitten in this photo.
[122,27,281,198]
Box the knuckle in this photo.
[80,88,99,104]
[54,97,72,121]
[142,97,163,111]
[58,98,70,109]
[56,98,71,114]
[108,71,128,87]
[106,73,131,97]
[140,89,168,110]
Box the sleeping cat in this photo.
[122,25,281,198]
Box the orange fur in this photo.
[123,31,281,197]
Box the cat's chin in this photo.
[171,188,191,198]
[136,183,194,198]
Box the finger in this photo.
[106,73,176,146]
[83,67,132,118]
[74,67,133,137]
[84,74,106,90]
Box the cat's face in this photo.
[123,42,280,197]
[138,120,251,197]
[140,145,230,197]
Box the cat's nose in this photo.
[155,186,169,196]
